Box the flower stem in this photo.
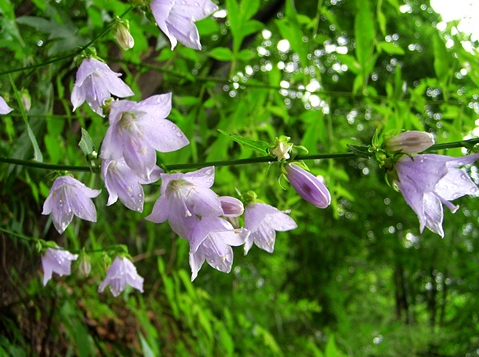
[2,137,478,173]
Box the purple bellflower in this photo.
[98,256,144,297]
[150,0,218,50]
[42,246,78,286]
[42,176,101,234]
[244,202,297,254]
[394,153,479,237]
[285,163,331,209]
[71,57,134,116]
[146,167,223,238]
[219,195,244,228]
[100,93,189,181]
[102,157,163,212]
[383,131,435,154]
[219,196,244,217]
[0,96,13,114]
[188,217,249,281]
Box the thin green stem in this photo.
[2,138,479,173]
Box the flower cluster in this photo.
[32,0,479,299]
[145,167,298,280]
[382,131,479,237]
[38,1,223,294]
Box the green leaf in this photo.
[218,129,270,155]
[377,41,405,55]
[139,332,156,357]
[354,0,375,70]
[208,47,233,61]
[10,74,43,162]
[78,128,95,158]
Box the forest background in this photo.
[2,0,479,356]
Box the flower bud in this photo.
[383,131,434,154]
[114,20,134,51]
[21,89,31,112]
[219,196,244,217]
[78,253,91,277]
[285,163,331,209]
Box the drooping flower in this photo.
[285,163,331,209]
[150,0,218,50]
[383,131,435,154]
[71,57,134,116]
[98,256,144,297]
[394,153,479,237]
[0,95,13,114]
[102,157,162,212]
[145,167,223,238]
[244,202,297,254]
[42,246,78,286]
[42,176,101,234]
[189,217,249,281]
[100,93,189,180]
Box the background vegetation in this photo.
[2,0,479,356]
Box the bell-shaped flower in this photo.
[383,131,435,154]
[189,217,249,281]
[0,95,13,114]
[71,57,134,116]
[285,163,331,209]
[244,202,297,254]
[102,157,162,212]
[98,256,144,297]
[394,153,479,237]
[42,176,101,234]
[42,246,78,286]
[146,167,223,238]
[100,93,189,180]
[150,0,218,50]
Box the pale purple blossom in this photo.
[42,176,101,234]
[219,196,244,217]
[71,57,134,116]
[0,96,13,114]
[146,167,223,238]
[285,163,331,209]
[384,131,435,154]
[150,0,218,50]
[98,256,144,297]
[100,93,189,181]
[102,157,163,212]
[42,246,78,286]
[189,217,249,281]
[395,153,479,237]
[244,202,297,254]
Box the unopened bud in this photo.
[78,253,91,277]
[285,163,331,209]
[219,196,244,217]
[21,89,31,112]
[383,131,434,154]
[114,19,134,51]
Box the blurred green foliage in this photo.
[2,0,479,356]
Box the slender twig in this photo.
[2,137,479,173]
